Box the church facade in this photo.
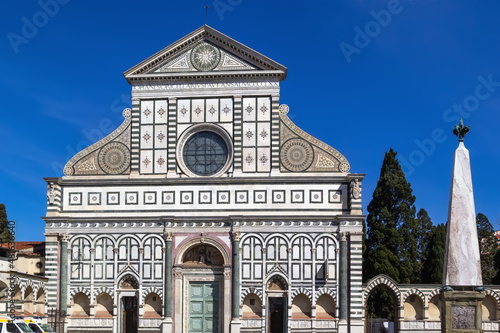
[43,26,365,333]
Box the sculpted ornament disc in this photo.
[98,141,130,174]
[281,138,314,172]
[190,42,221,71]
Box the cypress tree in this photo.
[363,148,417,283]
[477,213,497,284]
[422,223,446,284]
[0,204,12,243]
[415,208,433,281]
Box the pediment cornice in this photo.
[123,25,287,84]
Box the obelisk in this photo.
[441,119,484,333]
[442,118,482,286]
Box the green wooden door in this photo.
[188,282,219,333]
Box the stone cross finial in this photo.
[453,118,470,142]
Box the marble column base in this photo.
[161,318,173,333]
[230,319,241,333]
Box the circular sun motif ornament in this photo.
[190,42,221,71]
[280,138,314,172]
[98,141,130,174]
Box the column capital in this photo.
[232,231,241,242]
[59,233,69,242]
[163,231,173,241]
[340,232,348,241]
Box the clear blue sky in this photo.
[1,0,499,241]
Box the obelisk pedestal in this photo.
[441,120,484,333]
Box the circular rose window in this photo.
[177,124,233,177]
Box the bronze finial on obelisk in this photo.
[452,118,470,142]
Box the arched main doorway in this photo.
[266,275,288,333]
[174,241,231,333]
[118,275,139,333]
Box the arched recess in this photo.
[24,286,34,315]
[0,281,8,300]
[428,295,441,321]
[242,293,262,319]
[95,293,113,317]
[482,295,498,321]
[143,293,162,318]
[403,294,424,320]
[175,237,230,266]
[72,292,90,317]
[291,294,311,319]
[35,288,46,316]
[316,294,336,319]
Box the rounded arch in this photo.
[402,288,426,307]
[141,234,165,248]
[403,293,424,320]
[482,294,498,321]
[242,293,262,319]
[315,288,337,303]
[364,275,401,305]
[291,293,312,319]
[35,287,46,316]
[70,287,91,302]
[175,237,230,266]
[71,292,90,317]
[116,233,141,245]
[291,288,312,300]
[143,293,162,318]
[264,234,290,247]
[141,287,163,304]
[241,288,263,304]
[313,234,339,249]
[93,286,114,300]
[428,294,441,321]
[290,233,315,244]
[70,235,93,247]
[95,293,113,318]
[24,286,34,315]
[0,281,8,300]
[316,294,336,319]
[93,235,116,247]
[240,233,265,245]
[484,288,500,304]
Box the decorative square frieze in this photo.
[235,191,248,204]
[162,191,175,204]
[291,190,304,203]
[254,190,267,204]
[181,191,193,204]
[69,192,82,205]
[144,192,157,205]
[125,192,138,205]
[272,190,285,203]
[88,192,101,205]
[329,190,342,203]
[310,190,323,203]
[217,191,230,204]
[199,191,212,204]
[107,192,120,205]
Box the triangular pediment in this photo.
[123,25,287,84]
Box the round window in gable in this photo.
[177,124,233,177]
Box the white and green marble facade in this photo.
[43,25,365,333]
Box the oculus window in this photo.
[177,124,233,177]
